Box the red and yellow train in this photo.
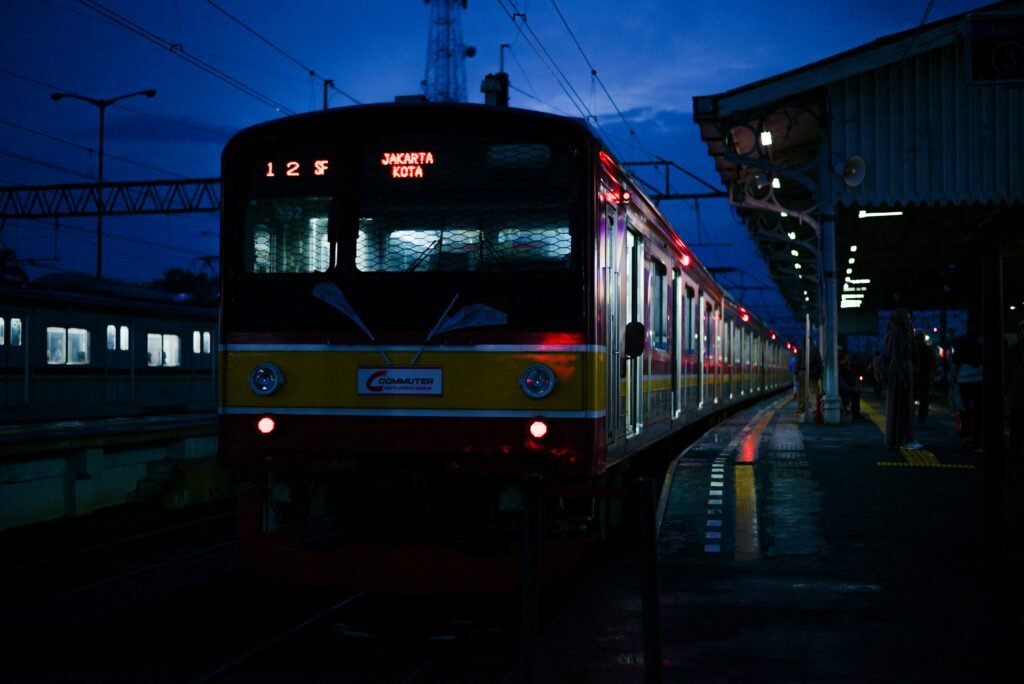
[219,103,787,593]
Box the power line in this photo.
[495,0,592,121]
[5,218,211,256]
[0,118,190,179]
[0,148,93,180]
[77,0,296,115]
[205,0,360,105]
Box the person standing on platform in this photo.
[788,348,798,400]
[794,347,807,414]
[951,318,984,450]
[838,349,865,422]
[914,331,937,426]
[1005,320,1024,455]
[884,308,923,450]
[871,350,885,397]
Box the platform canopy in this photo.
[693,0,1024,332]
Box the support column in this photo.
[820,211,841,425]
[982,237,1005,560]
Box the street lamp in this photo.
[50,89,157,279]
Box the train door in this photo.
[697,292,706,408]
[706,301,717,405]
[624,229,644,435]
[104,322,132,403]
[672,270,681,418]
[724,318,733,400]
[603,203,620,441]
[1,313,27,406]
[684,284,697,411]
[190,327,215,400]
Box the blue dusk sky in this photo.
[0,0,995,335]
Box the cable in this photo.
[5,218,210,256]
[494,0,592,121]
[0,118,190,179]
[0,148,93,180]
[77,0,295,115]
[205,0,360,105]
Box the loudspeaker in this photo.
[842,156,866,187]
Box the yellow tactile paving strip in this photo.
[860,398,975,469]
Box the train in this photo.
[218,102,788,593]
[0,273,217,424]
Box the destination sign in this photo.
[263,159,331,178]
[380,151,435,179]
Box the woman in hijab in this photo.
[885,308,923,450]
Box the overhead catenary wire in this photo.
[5,218,212,256]
[204,0,360,105]
[77,0,296,115]
[0,118,191,180]
[0,148,93,181]
[494,0,593,122]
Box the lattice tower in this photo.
[423,0,472,102]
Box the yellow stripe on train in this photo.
[222,349,604,411]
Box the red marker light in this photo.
[681,254,692,267]
[529,420,549,439]
[257,416,276,434]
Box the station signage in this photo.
[968,13,1024,85]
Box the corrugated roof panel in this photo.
[832,38,1024,207]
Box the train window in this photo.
[0,317,4,345]
[652,261,667,350]
[147,333,181,367]
[193,330,202,354]
[68,328,90,364]
[47,327,65,364]
[11,318,21,346]
[120,325,129,351]
[354,218,570,273]
[107,325,117,351]
[46,326,90,365]
[243,197,331,273]
[203,331,211,354]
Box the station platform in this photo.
[523,392,1024,682]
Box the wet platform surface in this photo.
[521,392,1024,682]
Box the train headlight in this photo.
[248,362,284,396]
[519,364,556,399]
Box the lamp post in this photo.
[50,89,157,279]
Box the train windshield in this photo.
[354,139,575,274]
[238,134,578,276]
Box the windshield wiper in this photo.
[312,281,391,364]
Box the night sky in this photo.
[0,0,994,336]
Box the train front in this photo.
[219,105,601,592]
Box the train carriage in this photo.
[219,103,786,592]
[0,276,217,424]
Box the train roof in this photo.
[0,274,217,319]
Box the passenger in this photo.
[794,347,806,414]
[884,308,922,450]
[838,349,865,422]
[871,350,886,397]
[788,348,798,400]
[1004,320,1024,455]
[809,344,823,398]
[950,318,984,450]
[914,331,937,426]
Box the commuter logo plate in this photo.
[358,367,443,396]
